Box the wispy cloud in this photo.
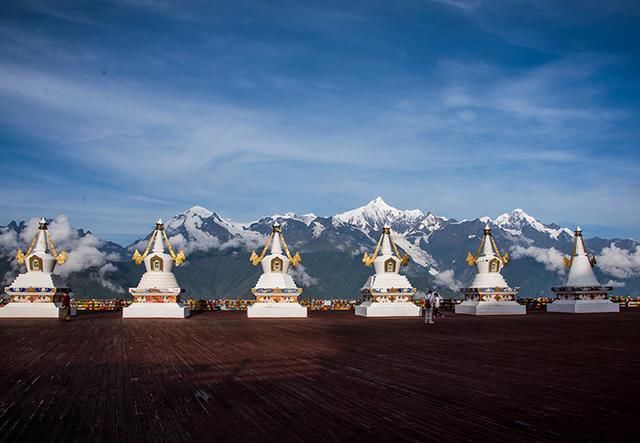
[598,243,640,279]
[0,1,638,241]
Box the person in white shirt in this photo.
[425,290,436,324]
[433,291,442,318]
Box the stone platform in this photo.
[547,299,620,314]
[0,303,76,318]
[355,301,420,317]
[247,302,307,318]
[455,300,526,316]
[122,302,190,318]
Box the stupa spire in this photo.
[132,219,185,266]
[380,225,393,255]
[271,222,284,255]
[563,226,599,287]
[15,218,67,266]
[33,219,48,253]
[466,223,509,267]
[152,219,166,253]
[362,225,410,267]
[250,222,300,267]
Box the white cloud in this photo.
[166,233,263,255]
[0,227,19,256]
[605,280,626,288]
[96,263,125,294]
[350,245,368,257]
[289,264,318,287]
[433,269,462,291]
[597,244,640,279]
[510,245,566,273]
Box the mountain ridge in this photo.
[1,198,639,299]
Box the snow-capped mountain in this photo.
[1,198,639,299]
[335,196,446,235]
[267,212,318,227]
[148,206,262,254]
[493,209,574,242]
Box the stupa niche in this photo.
[355,225,420,317]
[0,218,74,318]
[456,224,525,315]
[548,227,619,313]
[247,222,307,318]
[123,219,190,318]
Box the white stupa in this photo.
[247,222,307,318]
[355,225,420,317]
[123,219,190,318]
[456,224,525,315]
[0,218,74,318]
[548,227,618,313]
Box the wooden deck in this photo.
[0,310,638,442]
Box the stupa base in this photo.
[122,302,190,318]
[0,302,76,318]
[455,300,526,316]
[355,301,420,317]
[547,299,619,314]
[247,302,307,318]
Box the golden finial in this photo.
[466,251,477,266]
[16,249,25,264]
[132,249,143,265]
[362,252,375,267]
[290,252,301,267]
[55,251,68,265]
[250,250,261,266]
[174,250,186,266]
[399,253,410,267]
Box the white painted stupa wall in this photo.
[9,272,67,289]
[255,273,297,289]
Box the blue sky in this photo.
[0,0,639,244]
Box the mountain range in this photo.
[1,197,639,299]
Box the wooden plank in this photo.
[0,310,638,441]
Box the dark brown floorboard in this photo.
[0,310,639,442]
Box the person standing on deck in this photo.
[425,290,435,324]
[433,291,443,318]
[60,293,71,321]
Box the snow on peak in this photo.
[269,212,318,226]
[494,209,543,232]
[183,205,214,219]
[493,209,572,240]
[335,197,426,232]
[369,196,393,210]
